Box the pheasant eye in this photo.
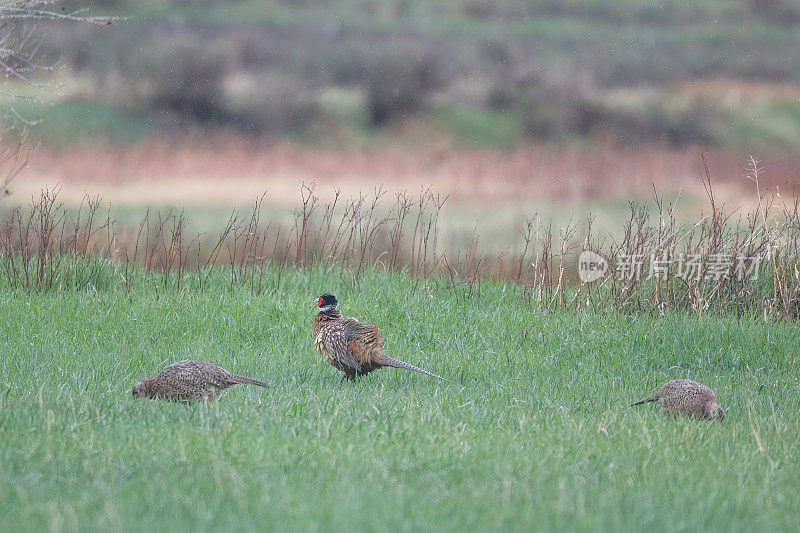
[318,297,323,306]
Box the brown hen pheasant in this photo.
[632,379,724,419]
[313,293,448,381]
[132,360,267,401]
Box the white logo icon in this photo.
[578,250,608,283]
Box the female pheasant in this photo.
[313,293,448,381]
[132,360,267,401]
[632,379,724,419]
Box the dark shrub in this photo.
[365,52,436,128]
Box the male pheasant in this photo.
[313,293,448,381]
[132,360,267,401]
[632,379,724,419]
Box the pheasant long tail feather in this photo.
[631,395,657,406]
[230,375,268,388]
[379,356,451,382]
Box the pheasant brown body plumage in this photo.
[313,293,447,381]
[632,379,724,419]
[132,360,267,401]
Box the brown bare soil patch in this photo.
[672,78,800,106]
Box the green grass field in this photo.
[1,267,798,531]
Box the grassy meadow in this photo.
[4,1,800,530]
[1,266,798,531]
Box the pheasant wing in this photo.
[343,317,384,366]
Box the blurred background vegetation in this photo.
[14,0,800,153]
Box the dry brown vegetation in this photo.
[1,150,799,319]
[18,141,800,207]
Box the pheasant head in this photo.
[317,293,338,312]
